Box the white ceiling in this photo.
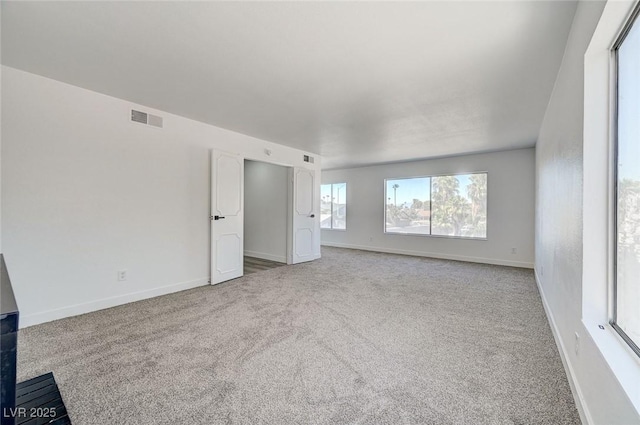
[1,1,577,169]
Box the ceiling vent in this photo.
[131,109,163,128]
[303,155,314,164]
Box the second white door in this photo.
[291,167,318,264]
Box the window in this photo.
[613,10,640,356]
[385,177,431,235]
[384,173,487,239]
[321,183,346,230]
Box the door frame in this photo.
[210,151,319,282]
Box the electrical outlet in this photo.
[369,236,373,242]
[574,332,580,356]
[118,270,127,282]
[511,247,517,254]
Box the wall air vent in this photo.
[303,155,314,164]
[148,114,163,128]
[131,109,164,128]
[131,109,148,124]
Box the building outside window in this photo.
[321,183,347,230]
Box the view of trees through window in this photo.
[385,177,431,235]
[614,12,640,354]
[385,173,487,238]
[321,183,346,230]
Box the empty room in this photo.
[1,1,639,424]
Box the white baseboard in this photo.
[244,250,287,263]
[19,277,210,329]
[534,269,592,425]
[321,241,534,269]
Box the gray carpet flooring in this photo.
[17,247,579,424]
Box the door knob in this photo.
[213,215,226,220]
[309,214,315,218]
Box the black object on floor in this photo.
[13,373,71,425]
[1,255,19,425]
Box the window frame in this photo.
[383,171,489,240]
[582,0,640,416]
[320,182,347,231]
[610,4,640,358]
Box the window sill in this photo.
[384,231,487,241]
[584,319,640,415]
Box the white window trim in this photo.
[584,0,640,416]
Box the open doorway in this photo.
[210,150,319,284]
[243,159,289,275]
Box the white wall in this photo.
[1,66,321,327]
[536,0,640,423]
[321,148,535,268]
[244,160,288,263]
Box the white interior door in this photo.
[291,167,318,264]
[211,150,244,284]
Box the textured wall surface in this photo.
[322,148,535,268]
[536,1,640,423]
